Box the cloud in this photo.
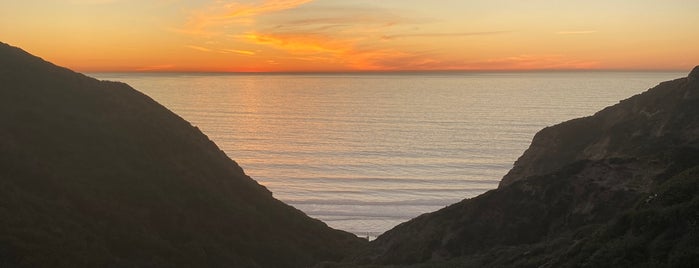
[381,30,512,40]
[135,64,176,71]
[222,49,256,55]
[468,54,600,70]
[187,45,256,55]
[241,32,450,70]
[261,5,415,31]
[243,32,352,56]
[176,1,531,71]
[183,0,315,35]
[556,30,597,35]
[228,4,446,69]
[67,0,119,4]
[186,45,214,52]
[223,0,314,18]
[352,50,443,70]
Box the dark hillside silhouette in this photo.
[0,42,365,268]
[335,67,699,267]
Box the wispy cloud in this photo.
[223,0,314,18]
[243,32,352,57]
[381,30,512,40]
[186,45,214,52]
[183,0,315,35]
[241,32,449,70]
[176,1,527,71]
[222,49,256,55]
[187,44,256,56]
[262,5,414,30]
[222,4,461,70]
[556,30,597,35]
[135,64,176,71]
[67,0,119,4]
[469,54,600,70]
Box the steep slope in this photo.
[339,67,699,267]
[501,66,699,188]
[0,42,365,267]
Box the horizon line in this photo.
[83,68,689,75]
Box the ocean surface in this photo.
[91,71,682,238]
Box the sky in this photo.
[1,0,698,72]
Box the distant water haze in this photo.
[91,71,682,238]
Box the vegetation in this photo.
[336,66,699,267]
[1,40,696,267]
[0,42,365,267]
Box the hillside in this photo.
[337,67,699,267]
[0,42,365,267]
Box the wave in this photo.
[260,176,500,185]
[90,72,680,235]
[286,198,463,207]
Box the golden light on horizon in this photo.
[1,0,698,72]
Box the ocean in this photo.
[90,71,682,238]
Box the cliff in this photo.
[337,67,699,267]
[0,42,365,267]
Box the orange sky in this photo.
[1,0,698,72]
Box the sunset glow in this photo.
[2,0,698,72]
